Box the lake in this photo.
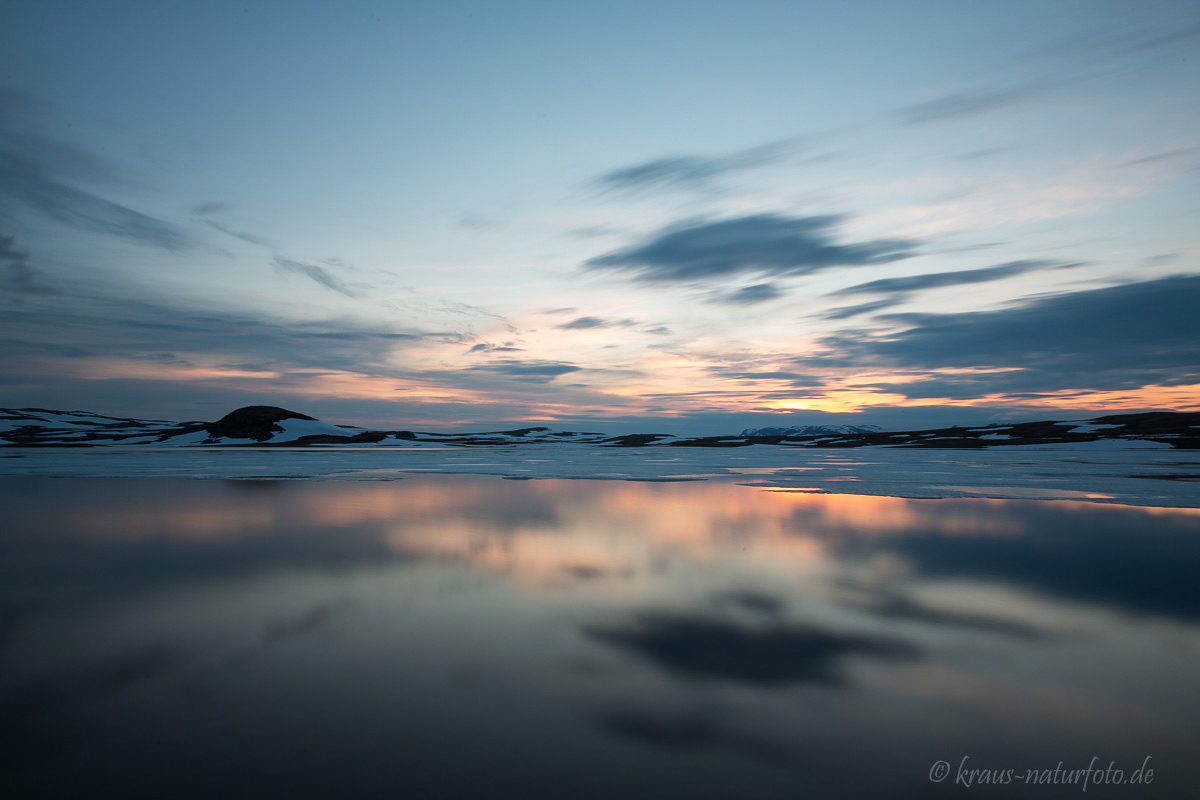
[3,474,1199,798]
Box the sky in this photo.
[1,0,1198,434]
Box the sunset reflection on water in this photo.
[2,475,1199,798]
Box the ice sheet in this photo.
[2,444,1198,507]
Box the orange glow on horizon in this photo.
[65,350,1200,426]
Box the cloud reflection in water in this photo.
[2,475,1199,798]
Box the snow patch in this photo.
[1066,421,1123,433]
[270,418,359,441]
[999,439,1170,450]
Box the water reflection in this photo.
[2,475,1199,798]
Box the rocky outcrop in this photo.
[204,406,318,442]
[740,424,882,436]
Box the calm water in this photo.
[3,475,1199,798]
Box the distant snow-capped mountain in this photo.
[2,406,1198,449]
[0,405,613,447]
[740,424,883,436]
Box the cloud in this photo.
[852,501,1200,622]
[1127,20,1200,53]
[467,342,524,354]
[837,584,1047,639]
[1052,16,1200,60]
[587,214,917,284]
[0,295,432,379]
[557,316,637,330]
[830,260,1063,296]
[0,91,189,250]
[805,274,1200,397]
[596,139,796,192]
[261,601,346,645]
[897,86,1040,124]
[467,358,582,383]
[1118,149,1196,169]
[706,367,827,388]
[193,202,273,246]
[1,234,54,295]
[558,316,609,330]
[205,219,273,247]
[595,708,786,763]
[1,643,182,749]
[820,260,1072,319]
[712,283,784,305]
[585,611,917,687]
[714,589,785,616]
[272,257,361,297]
[821,298,899,320]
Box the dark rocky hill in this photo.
[205,406,317,441]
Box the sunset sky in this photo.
[2,0,1198,433]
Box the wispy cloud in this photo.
[558,316,610,330]
[832,260,1066,296]
[596,139,799,192]
[272,256,361,297]
[0,90,189,251]
[1118,149,1196,169]
[587,214,917,284]
[194,203,274,247]
[467,358,582,383]
[821,261,1079,320]
[710,283,784,305]
[821,298,898,320]
[0,234,54,295]
[557,316,637,330]
[0,296,433,378]
[595,707,785,763]
[467,342,524,354]
[897,85,1041,124]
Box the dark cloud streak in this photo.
[557,316,637,330]
[830,260,1061,297]
[1,234,55,295]
[558,316,609,330]
[712,283,783,305]
[587,214,917,284]
[806,274,1200,397]
[597,139,798,192]
[898,85,1041,124]
[586,611,918,687]
[822,298,898,320]
[467,358,582,383]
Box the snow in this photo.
[1001,438,1170,450]
[269,418,358,440]
[157,430,215,446]
[1065,421,1122,433]
[2,444,1197,508]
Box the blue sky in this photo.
[1,0,1198,433]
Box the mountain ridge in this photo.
[740,424,883,436]
[2,406,1198,449]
